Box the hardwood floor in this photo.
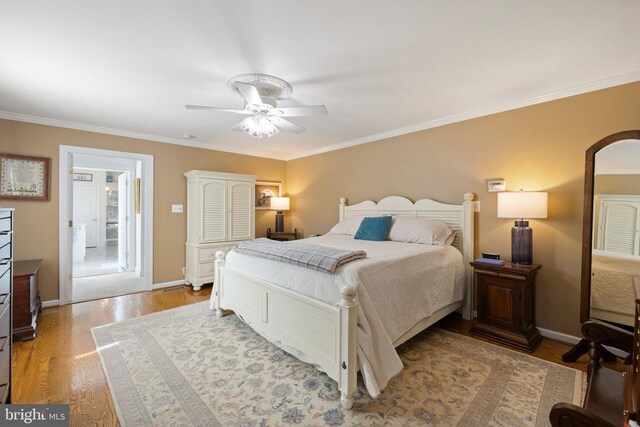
[12,287,614,426]
[12,285,211,427]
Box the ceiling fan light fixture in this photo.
[240,114,279,138]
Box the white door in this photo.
[73,182,99,247]
[227,180,254,241]
[118,172,129,269]
[201,179,228,243]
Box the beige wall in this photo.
[0,120,286,301]
[286,81,640,336]
[3,81,640,335]
[594,174,640,195]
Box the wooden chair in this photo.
[549,277,640,427]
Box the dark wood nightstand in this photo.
[470,261,542,352]
[267,228,298,241]
[13,259,42,341]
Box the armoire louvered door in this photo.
[201,179,227,243]
[228,180,253,241]
[598,197,640,256]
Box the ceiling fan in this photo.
[186,73,328,138]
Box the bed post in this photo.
[339,197,347,221]
[338,285,358,409]
[211,250,226,317]
[462,193,475,320]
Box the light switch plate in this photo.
[474,201,481,212]
[171,204,183,213]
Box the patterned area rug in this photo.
[93,301,583,426]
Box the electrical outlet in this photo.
[172,204,183,213]
[181,267,186,275]
[474,201,481,212]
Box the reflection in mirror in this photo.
[590,139,640,327]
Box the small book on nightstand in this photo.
[473,257,506,266]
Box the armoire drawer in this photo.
[198,248,218,263]
[198,246,233,263]
[197,262,216,278]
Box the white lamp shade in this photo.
[497,191,548,219]
[271,197,290,211]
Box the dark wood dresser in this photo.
[13,259,42,341]
[0,208,14,403]
[470,261,542,352]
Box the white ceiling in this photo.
[1,1,640,160]
[595,140,640,174]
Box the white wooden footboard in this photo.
[212,251,358,408]
[210,193,475,409]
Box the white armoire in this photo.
[596,195,640,255]
[184,170,257,290]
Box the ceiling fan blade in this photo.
[185,105,251,114]
[234,82,263,106]
[272,117,306,134]
[270,105,328,117]
[230,121,244,132]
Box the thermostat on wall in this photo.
[487,178,506,192]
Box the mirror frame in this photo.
[580,129,640,323]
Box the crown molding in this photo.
[2,70,639,162]
[0,111,287,160]
[285,70,640,160]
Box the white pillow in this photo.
[388,217,455,246]
[327,216,365,236]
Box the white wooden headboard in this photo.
[339,193,475,319]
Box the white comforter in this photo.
[225,235,465,397]
[591,249,640,314]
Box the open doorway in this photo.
[60,146,153,304]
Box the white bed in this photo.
[211,194,475,408]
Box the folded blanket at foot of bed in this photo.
[232,238,367,273]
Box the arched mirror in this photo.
[581,130,640,328]
[564,130,640,362]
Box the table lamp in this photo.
[271,197,290,233]
[497,191,548,265]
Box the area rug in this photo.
[92,302,584,426]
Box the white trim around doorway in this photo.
[59,145,154,305]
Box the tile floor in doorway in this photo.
[73,245,123,278]
[72,243,145,302]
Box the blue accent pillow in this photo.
[354,216,392,241]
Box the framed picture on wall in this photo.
[255,181,282,210]
[0,153,50,201]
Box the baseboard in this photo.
[537,327,581,345]
[152,280,186,290]
[42,299,60,308]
